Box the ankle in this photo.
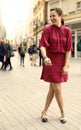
[61,112,66,117]
[43,109,47,112]
[41,110,48,122]
[60,112,67,123]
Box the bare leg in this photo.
[53,83,67,123]
[43,83,54,112]
[53,83,64,114]
[41,83,54,122]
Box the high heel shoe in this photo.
[41,111,48,122]
[60,112,67,124]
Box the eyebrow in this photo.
[50,14,56,17]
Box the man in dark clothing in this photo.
[0,38,6,69]
[4,39,13,70]
[39,48,43,66]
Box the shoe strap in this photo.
[41,111,47,118]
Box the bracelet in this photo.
[43,56,47,61]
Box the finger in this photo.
[48,59,52,65]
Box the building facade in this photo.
[0,4,4,38]
[33,0,47,45]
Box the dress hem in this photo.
[40,78,67,83]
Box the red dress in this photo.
[39,25,73,83]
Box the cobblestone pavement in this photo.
[0,52,81,130]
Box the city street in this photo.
[0,52,81,130]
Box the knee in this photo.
[48,83,54,95]
[53,83,61,92]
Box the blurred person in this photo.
[39,48,43,66]
[0,38,6,69]
[28,45,33,61]
[18,42,27,67]
[39,8,73,123]
[4,39,13,71]
[30,44,38,66]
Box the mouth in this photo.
[51,20,56,23]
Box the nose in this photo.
[50,16,54,22]
[50,16,53,20]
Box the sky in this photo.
[0,0,33,38]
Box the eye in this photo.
[52,15,55,17]
[50,15,55,18]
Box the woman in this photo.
[39,8,73,123]
[18,42,26,67]
[4,39,13,71]
[30,44,38,66]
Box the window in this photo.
[76,1,81,10]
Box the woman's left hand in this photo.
[62,65,69,75]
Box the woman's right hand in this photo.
[44,57,52,66]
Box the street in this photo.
[0,52,81,130]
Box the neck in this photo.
[53,21,61,27]
[56,22,61,27]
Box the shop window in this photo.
[76,1,81,10]
[77,39,81,51]
[71,35,75,57]
[77,30,81,57]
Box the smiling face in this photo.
[50,8,62,27]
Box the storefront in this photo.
[65,20,81,58]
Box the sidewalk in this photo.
[0,52,81,130]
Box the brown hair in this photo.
[50,8,64,25]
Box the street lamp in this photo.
[33,21,40,45]
[34,23,38,45]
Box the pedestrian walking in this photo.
[0,38,6,69]
[39,8,73,123]
[39,48,43,66]
[28,44,38,66]
[18,42,27,67]
[4,39,13,71]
